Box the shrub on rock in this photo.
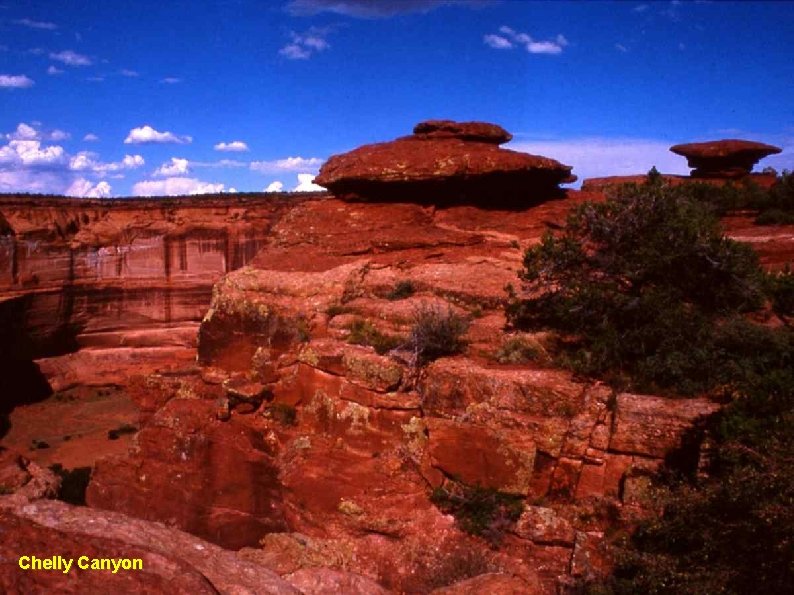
[506,176,768,394]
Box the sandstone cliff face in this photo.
[2,187,791,593]
[81,192,722,592]
[0,194,317,403]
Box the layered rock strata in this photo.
[0,194,318,411]
[85,193,730,592]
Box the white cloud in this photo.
[68,151,144,175]
[0,124,141,195]
[265,181,284,192]
[49,129,70,141]
[49,50,92,67]
[508,137,691,186]
[214,140,249,152]
[154,157,190,177]
[120,69,139,77]
[6,122,70,142]
[132,177,226,196]
[14,18,57,30]
[485,27,568,55]
[250,156,323,173]
[66,178,112,198]
[293,173,324,192]
[124,125,192,145]
[6,123,38,140]
[280,28,331,60]
[0,74,34,88]
[279,44,311,60]
[483,34,512,49]
[0,140,66,167]
[615,43,628,53]
[633,4,649,12]
[160,77,182,84]
[83,133,99,142]
[47,65,63,75]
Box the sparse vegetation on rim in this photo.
[507,170,776,395]
[511,171,794,593]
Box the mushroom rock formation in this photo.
[670,139,782,179]
[314,120,576,205]
[411,119,513,144]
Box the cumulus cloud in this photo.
[508,137,691,186]
[68,151,145,175]
[47,65,63,75]
[250,156,323,173]
[132,177,226,196]
[14,18,57,30]
[154,157,190,177]
[66,178,112,198]
[0,140,66,168]
[0,74,34,88]
[488,27,569,55]
[5,123,69,142]
[0,123,141,195]
[49,50,92,66]
[214,141,249,152]
[293,173,324,192]
[286,0,490,18]
[83,133,99,142]
[265,181,284,192]
[280,27,331,60]
[124,125,192,145]
[6,123,39,140]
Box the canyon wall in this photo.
[0,194,316,408]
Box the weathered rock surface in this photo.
[86,398,288,550]
[670,139,782,178]
[2,180,791,592]
[314,120,575,204]
[0,498,309,593]
[412,120,513,144]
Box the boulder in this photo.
[314,120,575,205]
[412,119,512,144]
[670,139,781,179]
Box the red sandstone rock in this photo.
[86,398,288,549]
[3,183,792,593]
[609,393,720,458]
[413,119,513,144]
[0,509,218,594]
[670,139,782,178]
[514,505,576,546]
[314,121,575,204]
[426,418,536,494]
[0,499,304,593]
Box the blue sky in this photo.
[1,0,792,197]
